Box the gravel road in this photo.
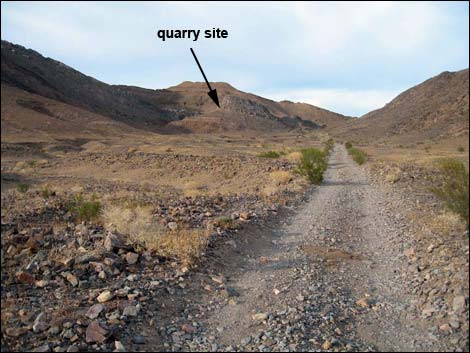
[154,144,466,352]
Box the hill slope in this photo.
[1,40,188,132]
[334,69,469,142]
[1,83,149,143]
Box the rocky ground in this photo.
[1,144,468,352]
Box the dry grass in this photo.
[269,170,293,185]
[409,210,467,238]
[261,170,295,196]
[261,184,280,196]
[183,181,206,197]
[103,204,163,248]
[103,204,211,264]
[427,212,467,235]
[154,227,211,265]
[385,167,402,184]
[285,151,303,163]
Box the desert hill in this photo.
[2,40,467,141]
[333,69,469,142]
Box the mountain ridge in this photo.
[1,40,349,135]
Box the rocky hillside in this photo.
[279,100,351,129]
[164,82,331,133]
[334,69,469,142]
[1,40,349,135]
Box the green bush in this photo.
[258,151,281,158]
[345,141,353,149]
[67,193,101,222]
[348,147,367,165]
[16,183,29,193]
[296,148,328,185]
[432,158,469,229]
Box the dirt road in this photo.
[149,144,460,352]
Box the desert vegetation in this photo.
[296,148,328,185]
[66,193,102,222]
[346,143,368,165]
[432,158,469,228]
[258,150,281,158]
[15,182,29,193]
[103,204,212,265]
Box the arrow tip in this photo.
[208,89,220,108]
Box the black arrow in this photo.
[190,48,220,108]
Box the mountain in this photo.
[1,40,187,132]
[1,40,348,136]
[334,69,469,142]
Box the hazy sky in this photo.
[1,1,469,116]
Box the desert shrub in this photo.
[258,151,281,158]
[296,148,328,185]
[16,183,29,193]
[41,185,53,198]
[67,194,101,222]
[345,141,353,149]
[213,216,238,230]
[432,158,469,228]
[348,147,367,165]
[457,146,465,152]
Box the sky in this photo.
[1,1,469,116]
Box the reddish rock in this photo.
[16,271,35,284]
[25,236,41,250]
[181,323,197,334]
[85,320,109,343]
